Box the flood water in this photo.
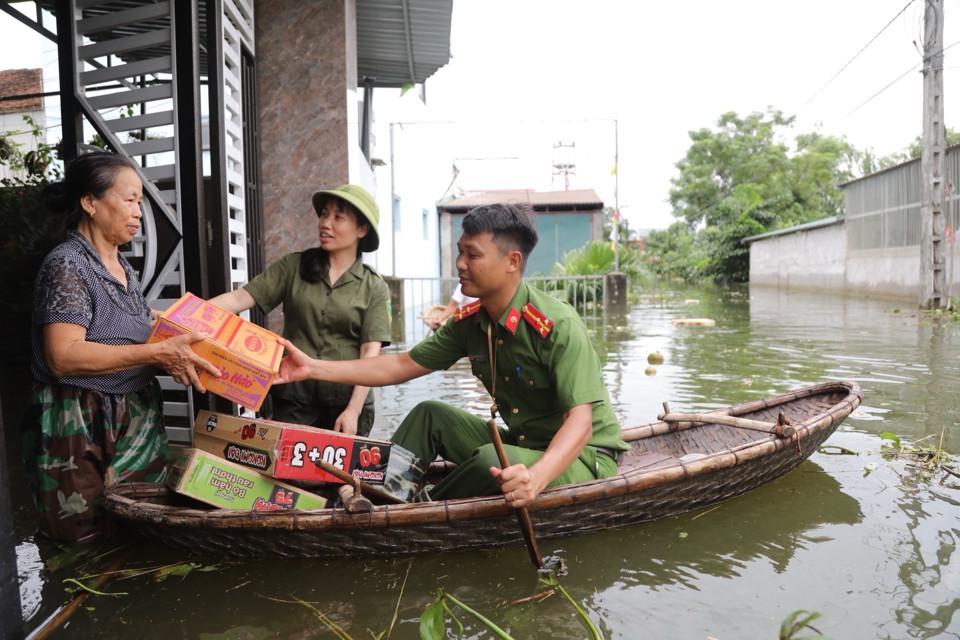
[5,284,960,639]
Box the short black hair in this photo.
[461,203,538,272]
[44,151,139,229]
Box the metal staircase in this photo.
[2,0,259,439]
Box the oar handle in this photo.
[337,484,374,513]
[486,419,544,569]
[658,407,796,438]
[313,457,405,504]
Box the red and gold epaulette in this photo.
[453,300,482,322]
[521,303,553,338]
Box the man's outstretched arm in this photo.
[274,337,431,387]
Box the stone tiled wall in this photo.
[255,0,353,266]
[254,0,356,331]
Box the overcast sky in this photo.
[417,0,960,230]
[2,0,957,231]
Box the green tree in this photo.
[0,116,63,357]
[660,109,860,283]
[786,131,859,227]
[644,222,705,281]
[870,128,960,171]
[669,109,794,230]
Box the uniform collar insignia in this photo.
[521,303,553,338]
[504,307,522,334]
[454,300,482,322]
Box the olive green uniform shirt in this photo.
[244,252,391,405]
[409,282,627,460]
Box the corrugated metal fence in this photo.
[844,149,960,251]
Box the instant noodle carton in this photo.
[192,410,396,486]
[167,447,327,510]
[148,292,283,411]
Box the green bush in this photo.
[542,240,650,305]
[0,116,63,358]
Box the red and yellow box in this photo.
[192,410,393,485]
[166,447,327,510]
[148,293,283,411]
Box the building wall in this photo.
[527,211,599,275]
[0,68,45,183]
[749,223,846,291]
[369,117,450,279]
[844,247,920,297]
[752,146,960,303]
[255,0,355,267]
[750,223,960,302]
[443,209,602,277]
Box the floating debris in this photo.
[672,318,716,327]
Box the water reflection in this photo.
[609,460,862,588]
[885,477,960,636]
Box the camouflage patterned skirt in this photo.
[20,380,170,544]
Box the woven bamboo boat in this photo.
[104,380,862,558]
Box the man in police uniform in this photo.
[275,203,628,506]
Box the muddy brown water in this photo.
[4,284,960,639]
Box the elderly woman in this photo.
[20,151,220,544]
[209,184,391,436]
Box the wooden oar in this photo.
[312,458,405,504]
[658,402,796,438]
[486,419,544,569]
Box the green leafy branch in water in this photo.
[419,576,602,640]
[538,574,602,640]
[779,609,829,639]
[264,560,413,640]
[62,558,221,599]
[420,589,513,640]
[878,430,959,488]
[260,594,354,639]
[62,578,127,597]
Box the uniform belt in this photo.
[594,446,620,461]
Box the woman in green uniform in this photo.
[209,184,390,437]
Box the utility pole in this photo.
[920,0,947,309]
[613,119,620,272]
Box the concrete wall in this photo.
[749,222,846,291]
[750,222,960,302]
[845,247,919,296]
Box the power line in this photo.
[842,61,921,118]
[843,37,960,119]
[802,0,919,108]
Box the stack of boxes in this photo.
[168,412,401,510]
[151,293,408,511]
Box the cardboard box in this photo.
[167,448,327,510]
[149,293,283,411]
[192,410,394,486]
